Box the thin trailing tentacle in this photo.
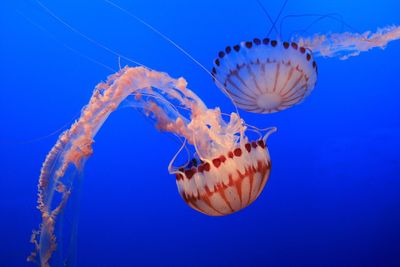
[103,0,241,116]
[257,0,280,36]
[267,0,289,38]
[35,0,145,67]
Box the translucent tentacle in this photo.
[168,138,187,175]
[294,25,400,59]
[262,127,278,143]
[35,0,145,67]
[103,0,241,116]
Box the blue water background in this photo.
[1,0,400,266]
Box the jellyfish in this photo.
[211,26,400,113]
[28,66,276,266]
[212,39,317,113]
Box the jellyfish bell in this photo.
[174,130,275,216]
[211,38,318,114]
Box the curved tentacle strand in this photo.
[30,66,274,266]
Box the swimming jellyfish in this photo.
[211,26,400,113]
[28,66,276,266]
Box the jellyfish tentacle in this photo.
[35,0,145,67]
[18,9,116,73]
[168,138,188,175]
[281,13,350,39]
[256,0,278,35]
[262,127,278,143]
[267,0,289,38]
[295,26,400,59]
[103,0,241,115]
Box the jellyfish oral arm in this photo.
[29,66,250,266]
[295,25,400,59]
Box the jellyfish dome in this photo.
[212,38,318,114]
[176,136,272,216]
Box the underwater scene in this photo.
[1,0,400,266]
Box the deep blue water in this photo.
[1,0,400,266]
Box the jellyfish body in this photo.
[176,138,271,216]
[211,26,400,114]
[212,39,318,114]
[29,66,275,266]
